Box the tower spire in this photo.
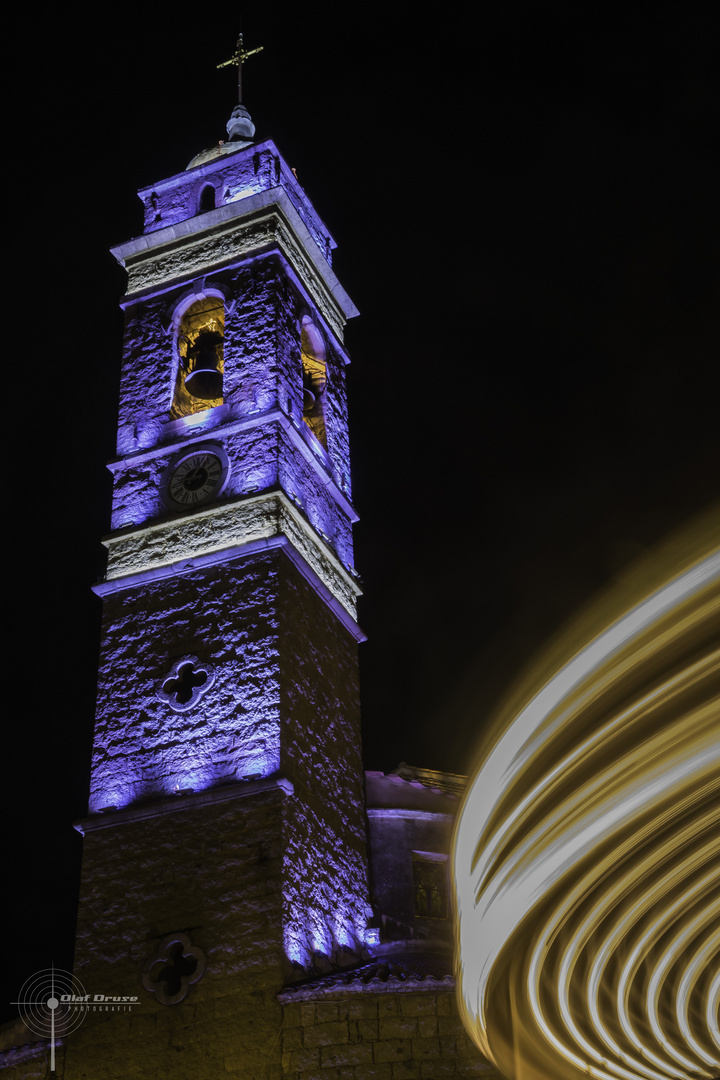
[217,30,263,144]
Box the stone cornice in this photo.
[98,489,361,620]
[366,809,456,823]
[112,189,358,341]
[277,976,457,1002]
[74,776,294,835]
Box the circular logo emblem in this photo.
[16,967,88,1039]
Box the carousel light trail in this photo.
[454,509,720,1080]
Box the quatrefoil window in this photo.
[142,932,207,1005]
[157,655,215,712]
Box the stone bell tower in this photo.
[67,66,370,1077]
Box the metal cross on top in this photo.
[217,32,264,105]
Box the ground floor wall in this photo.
[279,989,499,1080]
[65,788,287,1079]
[0,985,500,1079]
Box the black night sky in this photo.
[3,4,718,1023]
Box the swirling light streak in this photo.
[647,903,718,1068]
[678,930,720,1068]
[454,511,720,1080]
[599,839,718,1077]
[564,836,718,1077]
[615,859,718,1072]
[708,971,720,1050]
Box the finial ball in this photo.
[227,104,255,142]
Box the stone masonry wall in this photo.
[116,260,284,454]
[70,543,369,1074]
[116,259,349,489]
[0,1025,58,1079]
[279,556,370,971]
[280,991,499,1080]
[141,141,333,268]
[67,789,287,1079]
[112,254,353,562]
[91,553,285,811]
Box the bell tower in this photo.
[68,59,370,1077]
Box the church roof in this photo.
[365,764,466,815]
[278,950,455,1001]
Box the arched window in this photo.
[198,185,216,214]
[170,296,225,419]
[301,317,327,449]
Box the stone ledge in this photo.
[73,775,293,835]
[106,409,358,526]
[114,195,356,342]
[97,492,363,631]
[278,977,455,1003]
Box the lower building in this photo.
[1,766,497,1079]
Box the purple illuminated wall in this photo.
[139,140,334,265]
[82,136,370,993]
[111,257,353,567]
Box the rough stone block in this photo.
[321,1042,374,1067]
[356,1019,379,1041]
[377,998,400,1017]
[378,1017,418,1041]
[300,1004,316,1027]
[417,1016,438,1039]
[283,1027,303,1050]
[456,1060,499,1076]
[315,1002,340,1023]
[302,1021,350,1048]
[354,1066,394,1080]
[284,1003,304,1029]
[291,1047,320,1071]
[440,1036,459,1057]
[435,996,453,1017]
[411,1038,441,1060]
[373,1039,412,1064]
[437,1016,464,1037]
[420,1062,457,1079]
[391,1062,421,1080]
[348,999,379,1020]
[399,997,438,1018]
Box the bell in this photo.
[303,386,316,413]
[184,330,223,400]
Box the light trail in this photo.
[454,508,720,1080]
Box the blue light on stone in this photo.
[84,127,370,1007]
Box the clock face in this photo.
[164,447,229,509]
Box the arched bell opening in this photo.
[198,184,216,215]
[170,296,225,419]
[301,316,327,450]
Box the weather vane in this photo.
[217,31,264,105]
